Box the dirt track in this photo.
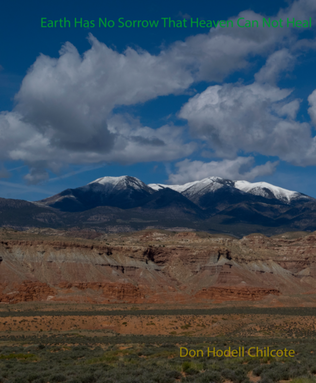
[1,310,315,338]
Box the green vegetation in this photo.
[3,306,316,318]
[0,352,37,360]
[0,334,315,382]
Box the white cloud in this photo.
[166,9,280,83]
[308,89,316,126]
[24,168,49,185]
[167,157,278,184]
[104,114,196,164]
[273,99,301,119]
[0,35,197,182]
[0,0,316,182]
[255,49,295,85]
[14,34,194,153]
[165,0,316,83]
[180,82,316,165]
[0,111,196,181]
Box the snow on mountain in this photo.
[148,182,192,193]
[234,180,307,202]
[150,177,310,203]
[40,175,154,211]
[148,184,165,191]
[89,175,147,191]
[41,175,312,214]
[89,175,129,186]
[148,177,229,195]
[148,181,198,193]
[182,177,234,200]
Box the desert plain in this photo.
[1,228,316,382]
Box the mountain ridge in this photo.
[39,175,313,214]
[148,176,311,204]
[0,175,315,237]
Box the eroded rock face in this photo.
[0,281,56,303]
[1,229,316,304]
[58,282,144,303]
[195,286,280,302]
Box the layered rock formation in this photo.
[1,228,316,304]
[195,286,280,302]
[0,281,56,303]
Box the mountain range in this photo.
[1,175,316,237]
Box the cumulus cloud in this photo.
[0,111,196,173]
[278,0,316,24]
[165,9,282,83]
[255,49,295,85]
[308,89,316,126]
[0,35,197,180]
[105,114,196,164]
[17,35,192,112]
[180,82,316,165]
[273,99,301,119]
[24,168,49,185]
[0,0,316,182]
[165,0,316,83]
[167,157,278,184]
[13,34,194,153]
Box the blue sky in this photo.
[1,0,316,201]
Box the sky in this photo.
[1,0,316,201]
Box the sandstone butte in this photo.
[1,228,316,305]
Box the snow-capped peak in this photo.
[234,180,304,202]
[149,176,310,203]
[89,175,129,186]
[87,175,310,203]
[149,179,207,193]
[149,177,232,195]
[148,184,165,191]
[88,175,146,191]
